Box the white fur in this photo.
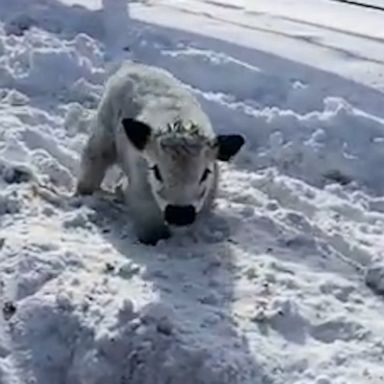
[77,62,219,244]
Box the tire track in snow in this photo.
[327,0,384,12]
[194,0,384,44]
[144,1,384,65]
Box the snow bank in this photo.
[0,0,103,39]
[130,30,384,195]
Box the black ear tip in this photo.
[121,118,151,151]
[235,134,245,147]
[216,133,246,161]
[219,134,245,147]
[122,117,133,126]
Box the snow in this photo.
[1,0,384,383]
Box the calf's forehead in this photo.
[156,135,212,162]
[164,152,206,179]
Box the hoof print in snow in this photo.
[2,301,16,320]
[365,262,384,295]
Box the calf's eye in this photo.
[151,165,163,182]
[200,168,211,183]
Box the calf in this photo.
[77,62,244,244]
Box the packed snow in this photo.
[1,0,384,383]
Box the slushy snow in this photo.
[1,0,384,383]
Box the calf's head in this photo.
[122,118,244,226]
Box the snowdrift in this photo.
[1,1,384,383]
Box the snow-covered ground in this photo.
[1,0,384,383]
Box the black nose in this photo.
[164,205,196,226]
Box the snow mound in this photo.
[0,0,103,39]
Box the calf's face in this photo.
[122,118,244,227]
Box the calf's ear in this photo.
[215,134,245,161]
[122,118,151,151]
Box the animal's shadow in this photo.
[86,194,269,383]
